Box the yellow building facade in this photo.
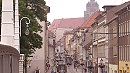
[119,61,130,73]
[64,32,73,55]
[65,34,73,52]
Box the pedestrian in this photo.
[74,61,78,71]
[46,61,51,70]
[48,63,50,70]
[51,69,54,73]
[83,67,87,73]
[51,69,56,73]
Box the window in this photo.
[129,45,130,61]
[124,21,127,36]
[119,70,122,73]
[119,24,121,37]
[120,46,123,60]
[126,45,129,61]
[113,46,117,57]
[119,46,121,60]
[127,21,129,35]
[114,70,117,73]
[53,40,55,46]
[129,20,130,34]
[122,23,124,36]
[120,23,122,37]
[122,46,124,60]
[35,70,40,73]
[113,26,117,38]
[123,70,126,73]
[124,45,126,61]
[81,32,85,42]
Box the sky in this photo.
[45,0,129,23]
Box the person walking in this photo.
[51,69,56,73]
[74,60,78,71]
[83,67,87,73]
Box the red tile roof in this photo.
[81,10,100,27]
[49,17,84,32]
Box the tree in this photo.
[23,0,47,21]
[19,0,47,55]
[19,0,47,73]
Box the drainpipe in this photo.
[117,15,119,73]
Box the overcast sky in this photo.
[45,0,129,23]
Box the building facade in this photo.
[48,31,56,67]
[63,31,74,55]
[116,3,130,73]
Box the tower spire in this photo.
[90,0,95,2]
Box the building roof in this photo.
[48,17,84,32]
[81,10,100,27]
[63,11,100,36]
[106,1,130,23]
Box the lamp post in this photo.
[20,17,30,36]
[99,59,105,73]
[20,17,30,73]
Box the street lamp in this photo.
[20,17,30,36]
[99,59,105,73]
[19,17,30,73]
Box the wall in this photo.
[109,64,118,73]
[55,28,72,42]
[27,21,46,73]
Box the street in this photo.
[46,62,84,73]
[67,64,83,73]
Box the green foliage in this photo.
[22,0,47,21]
[19,0,47,55]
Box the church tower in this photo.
[84,0,99,21]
